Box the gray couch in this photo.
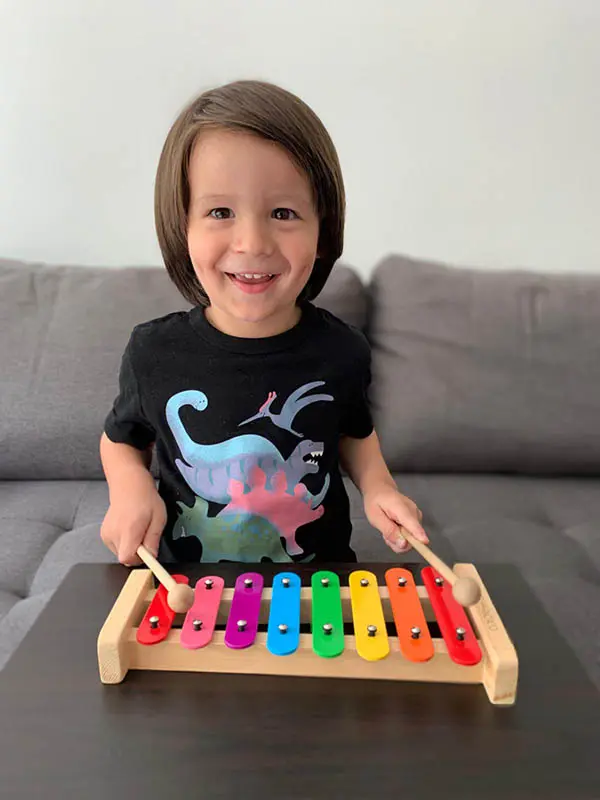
[1,254,599,690]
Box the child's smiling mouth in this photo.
[226,272,279,293]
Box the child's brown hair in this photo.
[154,80,345,306]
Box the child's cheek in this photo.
[188,224,222,266]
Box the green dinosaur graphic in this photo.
[172,495,314,563]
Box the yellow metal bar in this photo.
[349,570,389,661]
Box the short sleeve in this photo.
[340,333,374,439]
[104,333,155,450]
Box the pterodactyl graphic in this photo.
[238,381,333,437]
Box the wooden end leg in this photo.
[97,569,153,684]
[454,563,519,705]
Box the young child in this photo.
[100,79,429,567]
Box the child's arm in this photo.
[99,433,166,565]
[338,430,429,553]
[100,431,153,477]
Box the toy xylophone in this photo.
[97,562,518,705]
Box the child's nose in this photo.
[233,217,274,257]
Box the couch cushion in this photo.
[350,473,600,578]
[0,589,18,620]
[0,259,366,480]
[0,479,115,671]
[0,480,112,602]
[0,260,186,481]
[368,254,600,475]
[30,522,114,596]
[313,263,367,331]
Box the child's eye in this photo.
[209,208,233,220]
[272,208,298,221]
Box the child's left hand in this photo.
[363,484,429,553]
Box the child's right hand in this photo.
[100,470,167,566]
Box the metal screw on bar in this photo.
[360,578,369,587]
[398,577,407,587]
[237,620,247,631]
[282,578,290,588]
[367,624,377,637]
[321,577,329,587]
[456,627,466,641]
[278,624,288,634]
[204,579,213,589]
[435,576,444,587]
[244,578,253,588]
[411,626,421,639]
[193,619,203,632]
[149,616,160,629]
[323,623,333,635]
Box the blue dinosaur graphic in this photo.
[239,381,333,437]
[165,389,330,508]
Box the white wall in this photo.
[1,0,599,279]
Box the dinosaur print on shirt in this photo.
[166,381,333,561]
[239,381,333,437]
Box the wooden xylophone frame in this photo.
[97,563,518,705]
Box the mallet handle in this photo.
[137,545,176,591]
[399,528,456,585]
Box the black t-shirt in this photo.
[104,300,373,564]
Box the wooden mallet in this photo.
[136,545,194,613]
[397,527,481,607]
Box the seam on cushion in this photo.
[0,480,95,530]
[0,589,20,608]
[561,524,600,585]
[68,482,91,532]
[24,483,101,599]
[28,268,64,393]
[20,523,69,598]
[0,514,69,526]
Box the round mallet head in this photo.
[452,577,481,607]
[167,583,195,613]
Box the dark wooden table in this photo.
[1,562,599,799]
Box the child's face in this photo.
[187,128,320,337]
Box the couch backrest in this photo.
[368,254,600,475]
[0,258,366,480]
[4,253,598,480]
